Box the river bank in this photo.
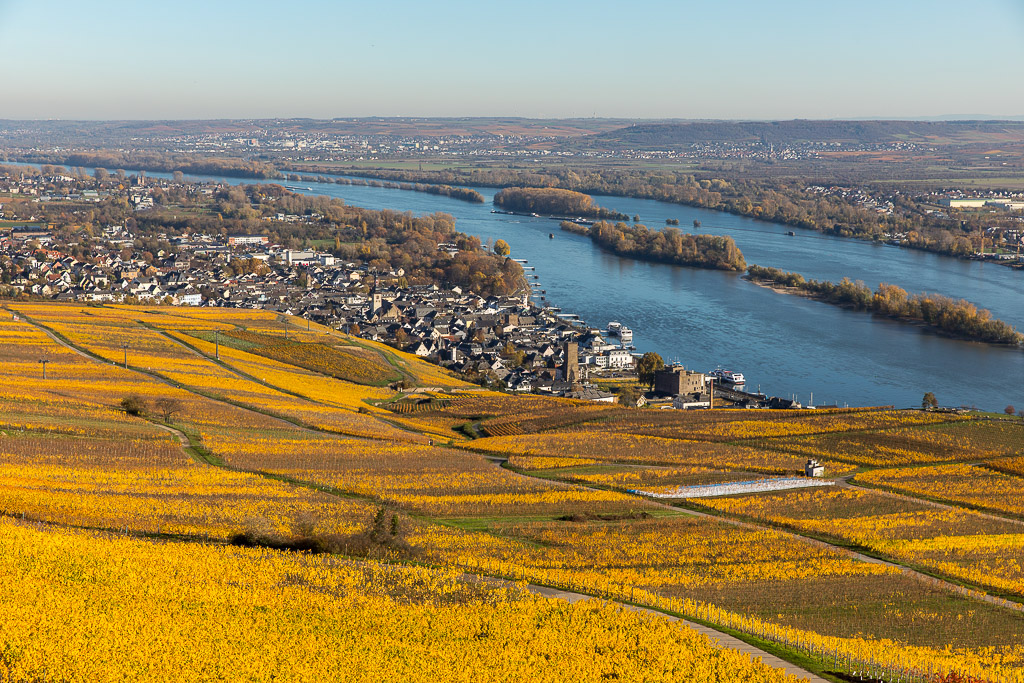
[16,154,1024,268]
[745,276,1024,349]
[282,165,1019,266]
[11,160,1023,409]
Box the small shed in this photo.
[804,459,825,478]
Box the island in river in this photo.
[563,220,746,272]
[746,265,1024,347]
[493,187,628,220]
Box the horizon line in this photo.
[3,115,1024,124]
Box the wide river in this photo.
[76,168,1024,410]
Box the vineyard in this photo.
[201,328,405,386]
[0,519,809,683]
[856,464,1024,518]
[698,487,1024,600]
[0,302,1023,682]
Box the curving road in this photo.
[492,457,1024,614]
[524,583,824,682]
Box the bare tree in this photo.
[154,397,182,423]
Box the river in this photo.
[35,165,1024,410]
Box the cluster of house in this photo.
[0,222,632,400]
[0,235,201,304]
[805,185,896,215]
[1,223,819,408]
[0,171,144,201]
[328,284,639,400]
[0,173,53,197]
[0,222,358,304]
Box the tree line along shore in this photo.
[14,153,1021,264]
[276,164,1012,262]
[746,264,1024,347]
[493,186,746,272]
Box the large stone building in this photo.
[654,365,706,396]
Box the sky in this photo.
[1,0,1023,120]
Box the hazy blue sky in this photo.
[1,0,1022,120]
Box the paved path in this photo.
[154,423,190,448]
[133,420,823,682]
[525,584,826,682]
[497,458,1024,614]
[23,316,93,360]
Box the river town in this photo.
[0,171,791,409]
[2,168,1022,411]
[1,207,778,408]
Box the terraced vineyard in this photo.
[1,302,1023,682]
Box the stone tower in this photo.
[564,341,579,384]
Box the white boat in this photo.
[606,322,633,345]
[709,369,745,385]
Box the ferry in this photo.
[606,322,633,345]
[708,369,745,385]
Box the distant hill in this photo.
[0,117,638,146]
[577,120,1024,149]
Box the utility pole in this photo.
[122,342,129,369]
[39,358,49,379]
[214,330,220,360]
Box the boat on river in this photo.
[709,369,745,385]
[607,322,633,345]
